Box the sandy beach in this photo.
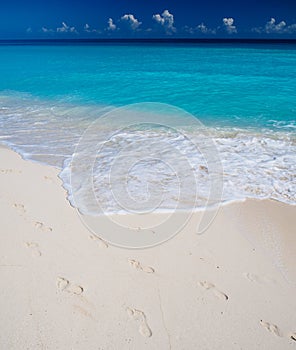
[0,145,296,349]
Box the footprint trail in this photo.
[260,320,282,337]
[56,277,84,295]
[25,242,41,258]
[199,281,229,301]
[89,234,108,248]
[126,307,152,338]
[128,259,155,274]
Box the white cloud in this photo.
[197,23,216,34]
[265,18,286,33]
[57,22,77,34]
[107,18,117,31]
[184,23,216,35]
[84,23,100,34]
[41,22,78,34]
[183,26,195,35]
[223,17,237,34]
[121,14,142,31]
[26,27,32,33]
[197,23,208,34]
[253,18,296,34]
[288,24,296,33]
[41,27,54,33]
[152,10,176,34]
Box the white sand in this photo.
[0,146,296,349]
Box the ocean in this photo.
[0,41,295,215]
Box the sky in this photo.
[0,0,296,39]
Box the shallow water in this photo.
[0,43,295,214]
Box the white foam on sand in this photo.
[0,94,295,216]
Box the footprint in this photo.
[1,169,13,174]
[56,277,84,295]
[139,323,153,338]
[34,221,53,232]
[289,332,296,342]
[198,281,228,301]
[73,304,94,320]
[260,320,282,337]
[126,307,152,338]
[12,205,52,233]
[136,227,156,235]
[89,234,108,248]
[25,242,41,258]
[13,203,26,215]
[199,281,215,290]
[0,169,21,174]
[128,259,155,274]
[244,273,274,284]
[56,277,69,291]
[44,176,55,183]
[244,273,260,283]
[68,284,84,295]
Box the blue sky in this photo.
[0,0,296,38]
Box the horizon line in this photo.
[0,38,296,44]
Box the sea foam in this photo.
[0,94,295,215]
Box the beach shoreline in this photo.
[0,145,296,349]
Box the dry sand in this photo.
[0,146,296,349]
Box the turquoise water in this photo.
[0,44,296,129]
[0,43,295,213]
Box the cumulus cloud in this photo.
[265,18,286,33]
[41,22,78,34]
[41,27,54,33]
[197,23,208,34]
[57,22,77,34]
[152,10,176,34]
[223,17,237,34]
[84,23,100,34]
[286,23,296,33]
[197,23,216,34]
[184,23,216,35]
[121,14,142,31]
[183,26,194,34]
[107,18,117,31]
[253,18,296,34]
